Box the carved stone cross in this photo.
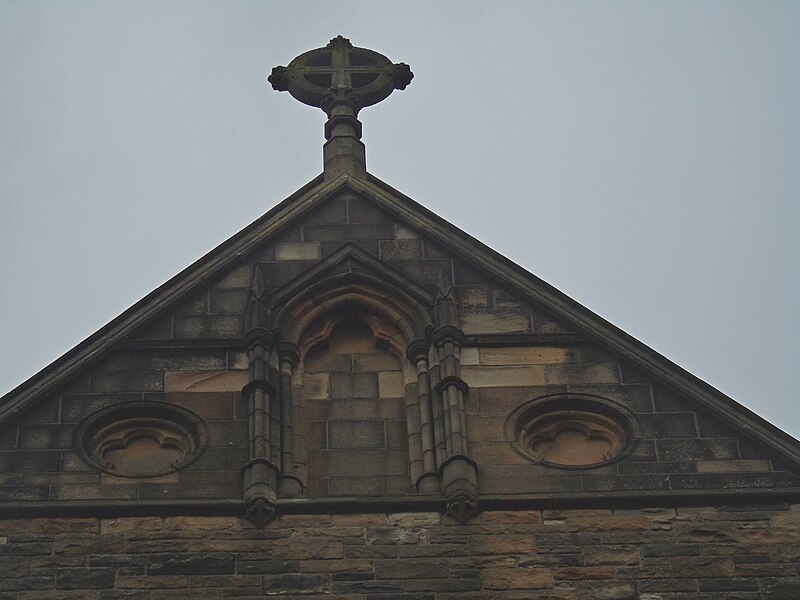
[268,36,413,180]
[269,36,413,116]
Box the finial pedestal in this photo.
[323,106,366,180]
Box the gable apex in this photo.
[2,171,800,476]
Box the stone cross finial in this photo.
[269,37,413,180]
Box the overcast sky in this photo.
[2,1,798,438]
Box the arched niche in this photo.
[299,312,414,497]
[272,272,432,497]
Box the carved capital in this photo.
[243,327,277,351]
[431,325,463,347]
[406,338,430,364]
[276,341,300,367]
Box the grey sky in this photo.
[2,2,798,437]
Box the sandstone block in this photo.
[164,370,248,392]
[461,365,545,388]
[483,567,554,590]
[275,242,321,261]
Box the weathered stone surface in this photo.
[275,242,321,261]
[163,370,248,392]
[146,553,235,575]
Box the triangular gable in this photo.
[2,171,799,475]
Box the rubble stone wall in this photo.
[1,505,799,599]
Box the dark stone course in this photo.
[304,223,395,242]
[304,197,348,224]
[172,315,244,339]
[452,259,488,285]
[657,438,739,462]
[0,427,17,451]
[618,461,697,474]
[332,580,405,594]
[652,386,696,412]
[91,371,163,393]
[566,384,653,413]
[347,197,394,224]
[580,474,671,493]
[50,483,137,501]
[209,289,249,314]
[98,591,150,600]
[96,351,228,372]
[699,578,760,592]
[0,450,61,473]
[575,580,638,599]
[532,308,577,334]
[696,412,739,438]
[0,542,52,556]
[423,239,451,258]
[17,425,75,450]
[270,223,302,242]
[262,573,329,594]
[146,553,235,575]
[173,293,208,315]
[206,421,249,448]
[321,239,380,257]
[0,575,55,592]
[88,554,147,568]
[137,481,240,500]
[641,544,702,557]
[236,559,299,575]
[619,363,651,384]
[21,396,60,424]
[60,393,143,423]
[331,571,375,581]
[374,559,448,579]
[760,577,800,599]
[379,239,423,260]
[365,594,434,600]
[56,567,115,589]
[154,392,236,421]
[388,259,453,287]
[638,413,698,438]
[0,485,50,501]
[671,472,800,490]
[262,261,318,289]
[739,438,773,460]
[129,316,172,340]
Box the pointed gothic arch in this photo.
[272,269,433,497]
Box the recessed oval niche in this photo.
[77,402,208,478]
[506,395,640,469]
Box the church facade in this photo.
[1,38,799,599]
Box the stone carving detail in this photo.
[77,402,207,478]
[446,493,478,524]
[268,35,413,117]
[236,255,481,522]
[525,412,625,466]
[269,37,413,180]
[507,395,640,469]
